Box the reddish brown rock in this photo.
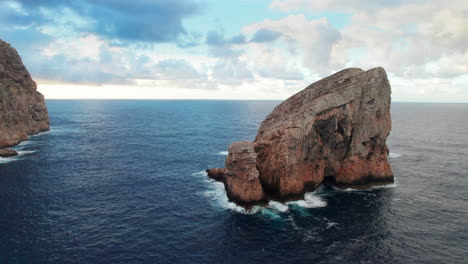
[206,168,227,182]
[0,39,49,148]
[0,148,18,157]
[208,141,266,206]
[208,67,393,205]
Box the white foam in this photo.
[217,151,228,156]
[0,150,37,164]
[30,130,51,137]
[268,201,289,213]
[48,127,80,134]
[197,170,331,214]
[16,140,46,150]
[368,181,398,190]
[17,140,35,147]
[287,192,327,208]
[195,170,261,214]
[342,181,398,192]
[0,156,17,164]
[389,152,403,158]
[326,222,338,229]
[192,170,208,177]
[17,150,37,155]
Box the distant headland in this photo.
[0,39,49,157]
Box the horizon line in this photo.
[43,98,468,104]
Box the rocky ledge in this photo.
[0,39,49,151]
[0,148,18,157]
[207,67,393,206]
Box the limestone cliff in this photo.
[207,67,393,205]
[0,39,49,148]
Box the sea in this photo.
[0,100,467,264]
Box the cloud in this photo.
[244,15,342,74]
[205,31,246,46]
[3,0,201,44]
[205,31,247,61]
[211,58,254,85]
[246,44,304,80]
[268,0,468,79]
[152,59,207,80]
[250,29,282,43]
[12,34,210,87]
[269,0,413,12]
[206,29,282,46]
[28,35,133,85]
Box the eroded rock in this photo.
[208,141,266,205]
[0,148,18,157]
[208,67,393,205]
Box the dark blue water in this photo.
[0,100,467,264]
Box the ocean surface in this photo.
[0,100,467,264]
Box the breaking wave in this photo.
[193,170,261,215]
[0,150,37,164]
[389,152,403,158]
[287,192,328,208]
[341,181,398,192]
[196,170,331,216]
[268,201,289,213]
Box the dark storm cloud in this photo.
[5,0,202,43]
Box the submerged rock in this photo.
[208,67,393,205]
[0,39,49,148]
[0,148,18,157]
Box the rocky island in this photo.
[0,39,49,157]
[207,67,393,206]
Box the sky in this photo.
[1,0,467,102]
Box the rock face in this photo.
[0,148,18,157]
[223,142,266,205]
[208,67,393,205]
[0,39,49,149]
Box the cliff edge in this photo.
[0,39,49,149]
[207,67,393,206]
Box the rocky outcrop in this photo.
[0,39,49,150]
[0,148,18,157]
[208,142,266,206]
[208,67,393,205]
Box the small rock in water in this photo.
[0,148,18,157]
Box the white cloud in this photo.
[248,44,304,80]
[268,0,468,80]
[42,35,107,60]
[211,57,254,85]
[243,15,342,74]
[32,34,216,89]
[270,0,440,13]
